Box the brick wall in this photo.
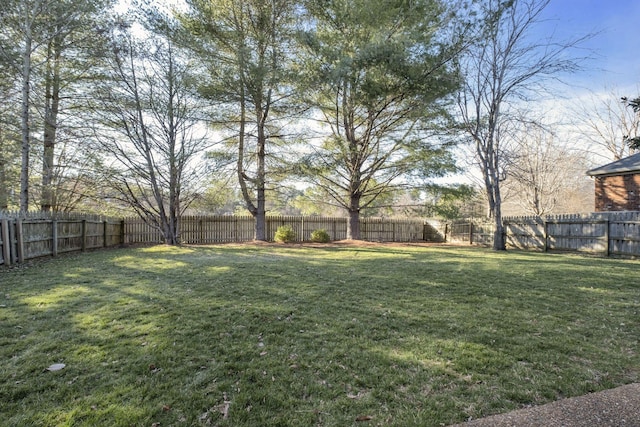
[594,174,640,211]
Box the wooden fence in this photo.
[4,209,639,265]
[448,211,640,257]
[1,213,444,267]
[124,215,444,245]
[0,212,124,267]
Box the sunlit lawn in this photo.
[1,243,638,426]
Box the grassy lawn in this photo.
[1,243,639,427]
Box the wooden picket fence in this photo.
[124,215,442,245]
[1,212,444,266]
[448,211,640,257]
[6,209,637,266]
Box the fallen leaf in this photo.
[356,415,373,422]
[221,401,230,419]
[162,405,171,412]
[46,363,65,372]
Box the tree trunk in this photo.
[19,27,32,212]
[255,199,266,241]
[347,209,360,240]
[346,192,361,240]
[493,219,505,250]
[491,180,506,251]
[42,35,62,212]
[255,115,267,241]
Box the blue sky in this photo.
[539,0,640,93]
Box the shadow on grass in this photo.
[1,245,638,426]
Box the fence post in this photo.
[52,220,58,257]
[15,219,24,264]
[103,221,108,248]
[444,223,448,243]
[8,220,16,264]
[604,219,610,257]
[469,222,473,245]
[1,219,10,266]
[120,220,126,246]
[543,221,549,252]
[81,219,87,251]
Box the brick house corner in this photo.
[587,153,640,211]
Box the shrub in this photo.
[274,225,296,243]
[310,229,331,243]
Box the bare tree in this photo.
[575,87,640,162]
[457,0,590,250]
[503,122,590,216]
[94,23,210,244]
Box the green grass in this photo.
[1,244,638,427]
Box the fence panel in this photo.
[56,220,84,254]
[472,212,640,257]
[22,221,54,259]
[545,220,607,254]
[0,213,124,266]
[123,215,437,244]
[124,218,163,244]
[423,219,445,242]
[301,216,347,241]
[447,222,476,244]
[505,218,545,250]
[610,220,640,256]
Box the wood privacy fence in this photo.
[448,211,640,257]
[0,211,124,267]
[1,213,444,266]
[124,215,444,245]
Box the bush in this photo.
[274,225,296,243]
[310,229,331,243]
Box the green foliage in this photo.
[623,96,640,149]
[274,224,296,243]
[428,184,479,220]
[289,186,342,216]
[190,178,244,215]
[296,0,462,236]
[310,228,331,243]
